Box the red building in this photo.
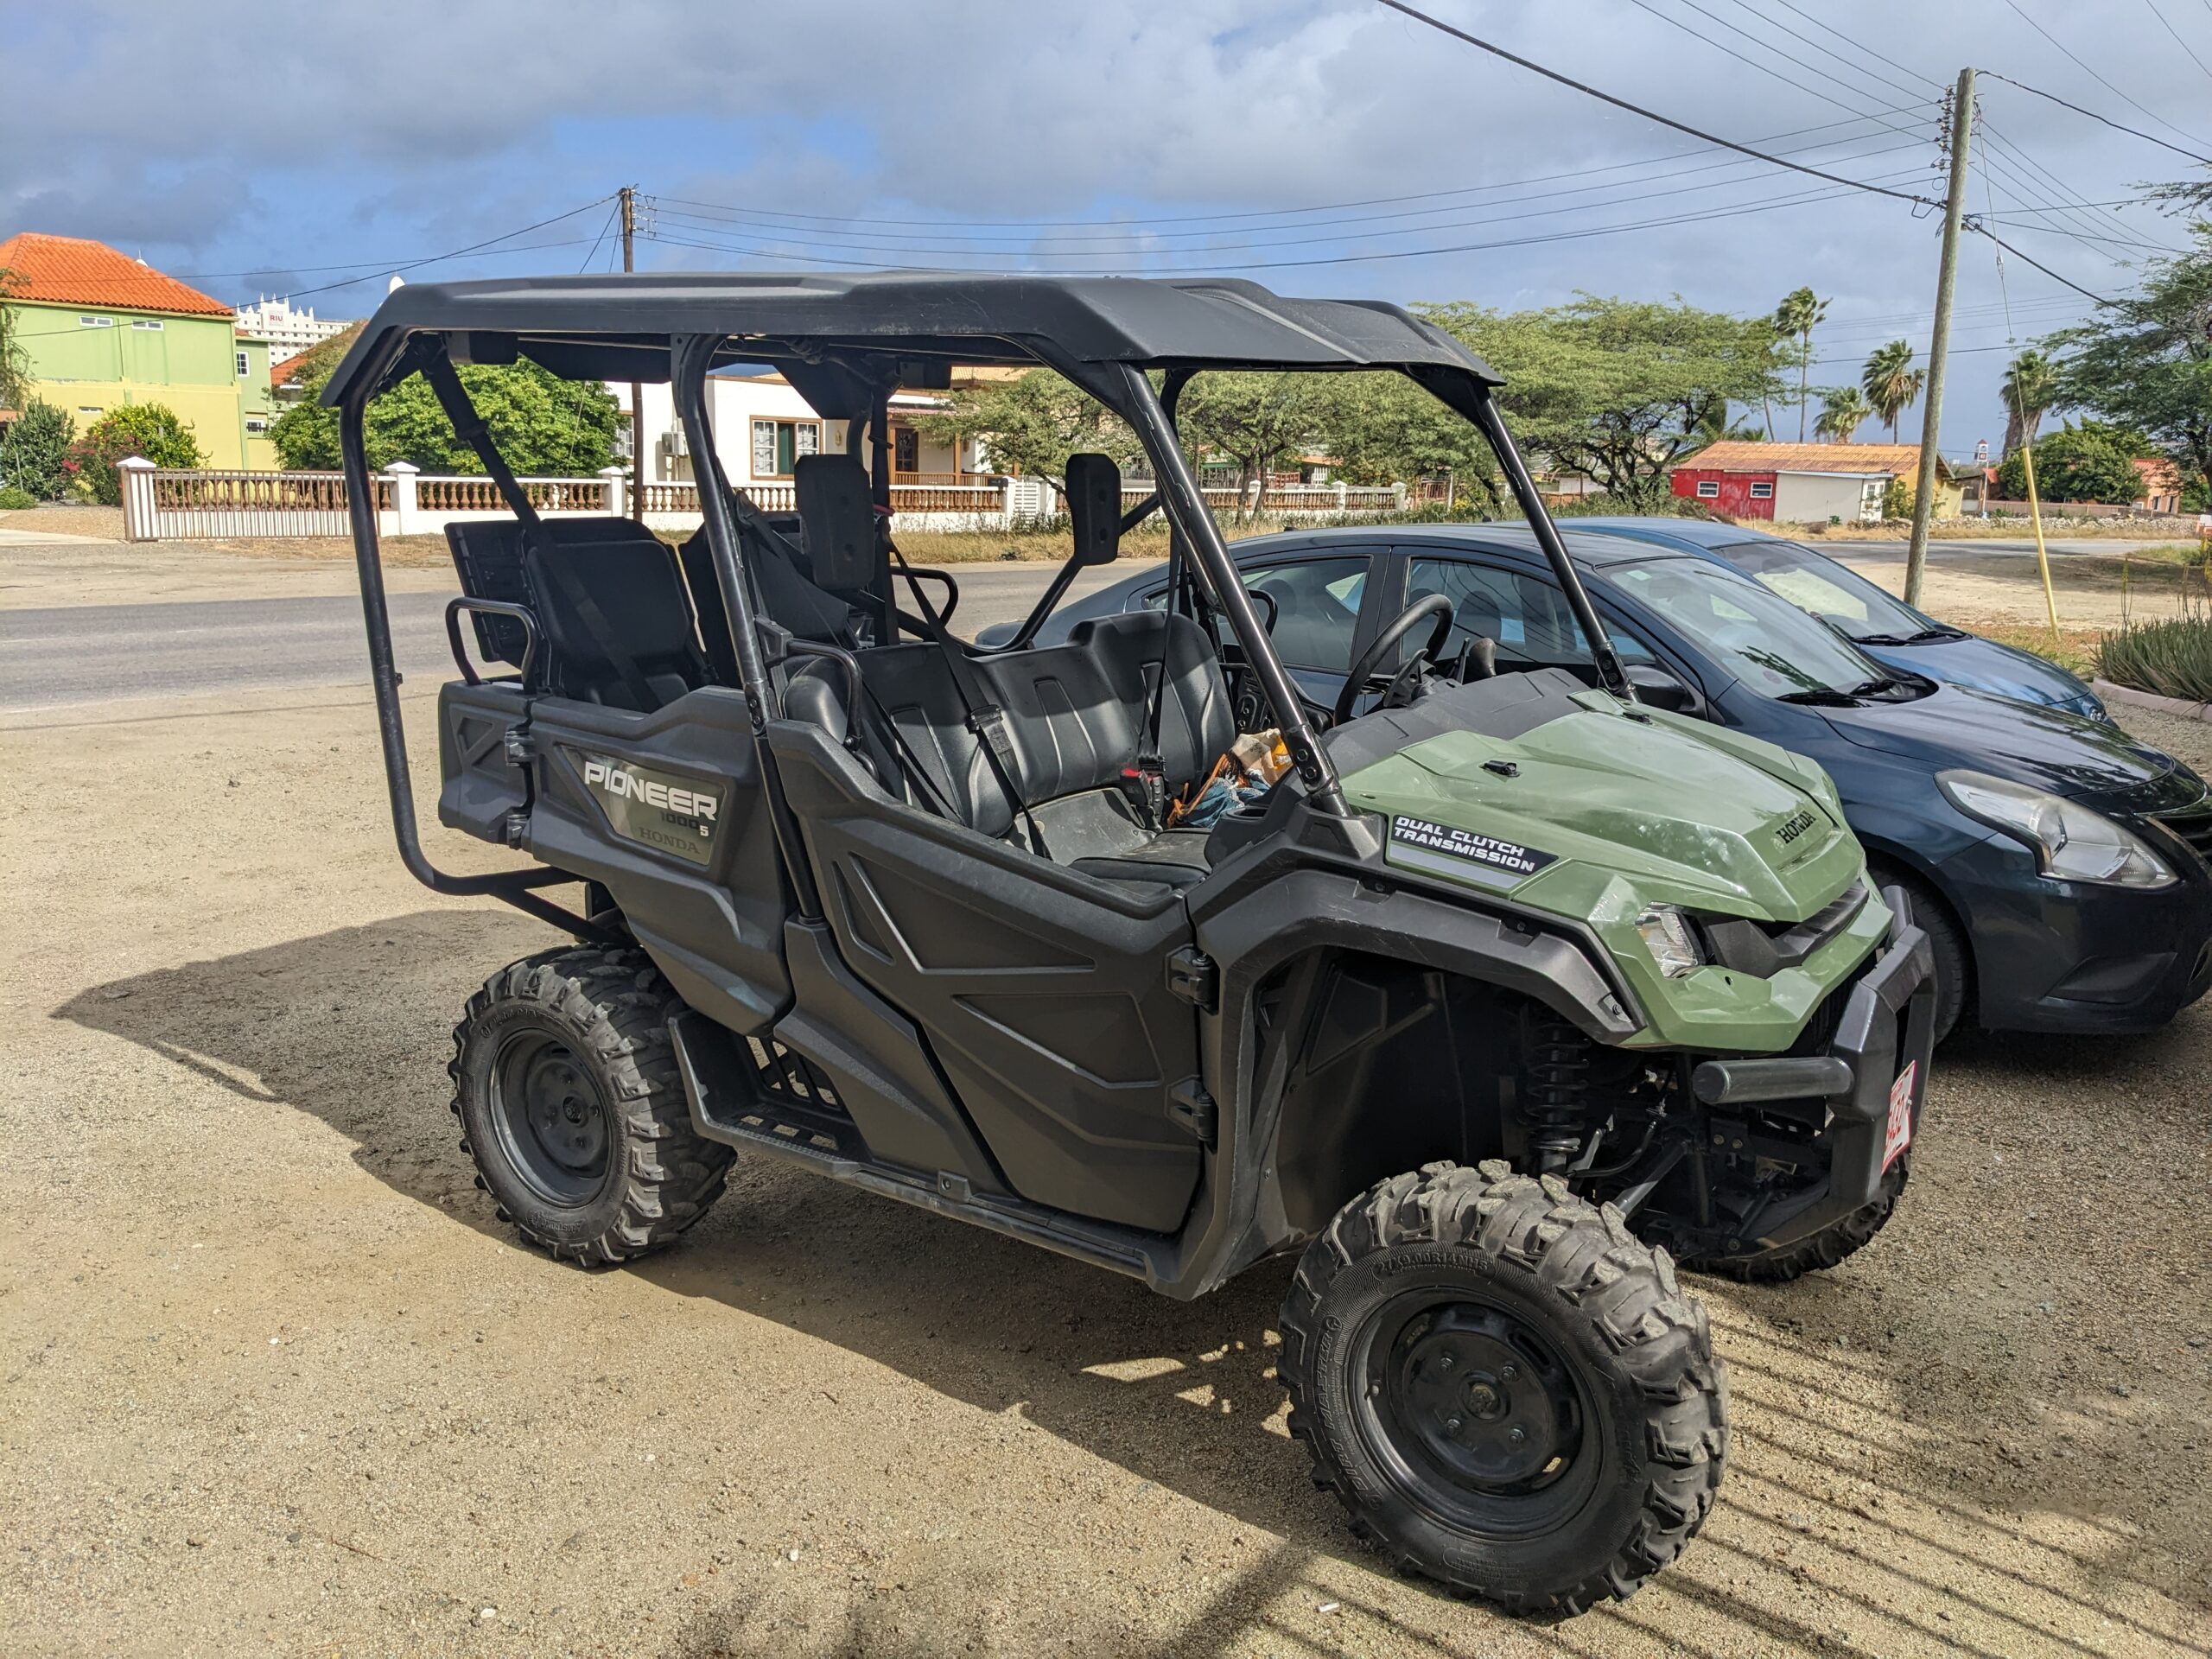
[1669,442,1954,524]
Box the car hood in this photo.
[1855,632,2100,714]
[1819,683,2185,808]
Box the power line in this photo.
[272,199,618,301]
[1709,0,1936,105]
[2140,0,2212,79]
[1993,3,2212,151]
[1366,0,1937,206]
[1981,73,2212,166]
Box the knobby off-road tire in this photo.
[1679,1156,1910,1284]
[450,945,734,1266]
[1279,1161,1728,1615]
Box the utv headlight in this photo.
[1939,770,2175,889]
[1635,904,1707,976]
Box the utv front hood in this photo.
[1333,673,1859,923]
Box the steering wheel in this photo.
[1332,593,1456,725]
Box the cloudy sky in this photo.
[8,0,2205,453]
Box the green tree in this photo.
[71,404,203,504]
[1993,422,2145,503]
[907,368,1140,480]
[1300,372,1501,507]
[0,267,34,416]
[0,398,73,499]
[1422,295,1785,512]
[1999,346,2059,458]
[1773,286,1829,442]
[2040,220,2212,509]
[1176,372,1328,521]
[1859,340,1925,442]
[270,350,620,476]
[1815,385,1872,442]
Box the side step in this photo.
[668,1011,1175,1287]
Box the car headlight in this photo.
[1939,770,2175,888]
[1636,904,1707,976]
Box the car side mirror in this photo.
[1065,453,1122,568]
[1625,663,1700,715]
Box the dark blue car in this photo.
[1001,525,2212,1039]
[1560,515,2107,721]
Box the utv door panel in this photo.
[769,724,1204,1233]
[522,688,794,1035]
[437,681,531,842]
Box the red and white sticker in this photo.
[1883,1061,1917,1171]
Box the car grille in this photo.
[2153,801,2212,872]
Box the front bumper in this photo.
[1691,887,1937,1252]
[1948,835,2212,1033]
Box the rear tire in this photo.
[1278,1161,1727,1615]
[450,945,733,1266]
[1872,865,1969,1041]
[1678,1156,1909,1284]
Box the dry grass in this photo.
[0,504,125,539]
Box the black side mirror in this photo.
[1625,662,1700,715]
[1065,453,1122,568]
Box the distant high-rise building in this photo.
[233,295,353,365]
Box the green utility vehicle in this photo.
[327,273,1934,1613]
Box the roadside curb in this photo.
[2092,677,2212,725]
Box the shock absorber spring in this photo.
[1520,1009,1594,1174]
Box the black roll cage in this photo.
[338,314,1628,931]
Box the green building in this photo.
[0,231,276,469]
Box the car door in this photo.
[1396,549,1697,698]
[1141,548,1384,718]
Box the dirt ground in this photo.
[4,550,2212,1657]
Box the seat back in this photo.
[518,517,709,711]
[785,610,1235,842]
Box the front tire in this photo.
[1278,1161,1727,1615]
[1872,865,1969,1041]
[451,945,733,1266]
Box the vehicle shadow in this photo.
[55,910,2212,1658]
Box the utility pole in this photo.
[1904,68,1974,608]
[620,184,644,521]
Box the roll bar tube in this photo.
[338,372,607,941]
[673,333,824,922]
[1114,363,1350,817]
[1465,388,1632,701]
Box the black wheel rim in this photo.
[487,1030,613,1208]
[1351,1290,1600,1539]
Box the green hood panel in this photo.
[1338,691,1880,1053]
[1341,696,1859,921]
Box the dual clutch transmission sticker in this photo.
[1388,815,1558,890]
[567,748,723,867]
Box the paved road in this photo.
[0,549,1146,713]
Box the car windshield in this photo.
[1604,556,1893,698]
[1711,539,1946,644]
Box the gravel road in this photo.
[3,544,2209,1657]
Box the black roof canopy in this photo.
[319,270,1500,406]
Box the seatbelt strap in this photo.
[859,684,959,823]
[1128,543,1182,831]
[889,543,1049,855]
[534,552,664,712]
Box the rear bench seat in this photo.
[785,609,1236,887]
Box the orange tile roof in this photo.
[1678,440,1946,477]
[0,232,232,318]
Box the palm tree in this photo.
[1860,340,1926,442]
[1815,386,1872,442]
[2000,347,2058,458]
[1773,288,1829,442]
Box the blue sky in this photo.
[7,0,2205,454]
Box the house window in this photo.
[245,417,269,435]
[1749,481,1774,500]
[78,406,104,416]
[1695,480,1719,499]
[235,351,251,377]
[894,426,920,474]
[130,318,164,331]
[79,315,114,327]
[750,417,820,478]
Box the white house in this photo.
[612,369,982,492]
[233,296,353,366]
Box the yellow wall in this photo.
[35,379,254,468]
